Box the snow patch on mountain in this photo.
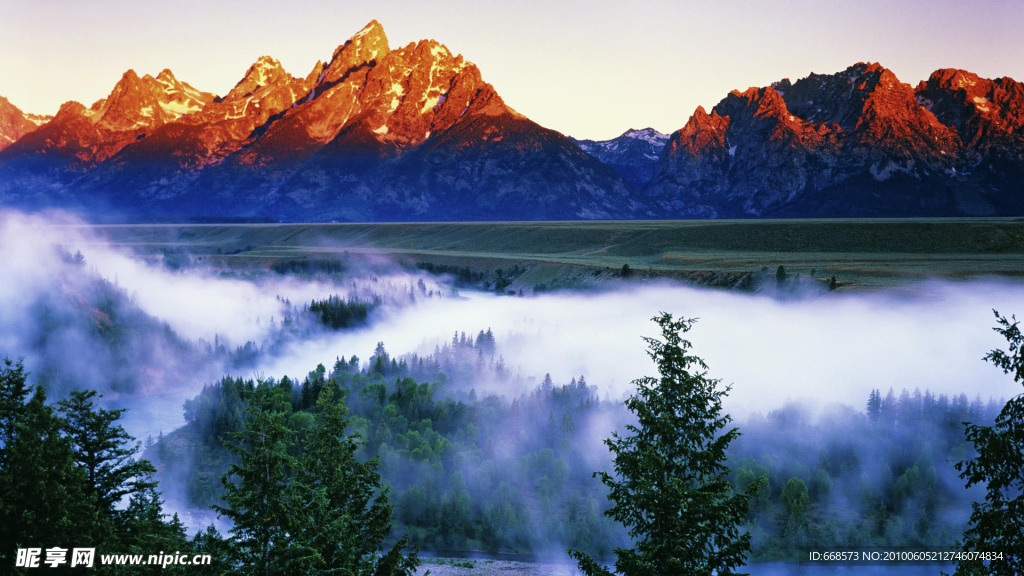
[573,128,669,188]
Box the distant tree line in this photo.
[270,258,349,276]
[415,263,485,286]
[307,295,377,330]
[729,387,1001,558]
[415,262,526,293]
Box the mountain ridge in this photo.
[1,36,1022,221]
[0,20,636,221]
[646,62,1024,217]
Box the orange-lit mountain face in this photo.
[0,97,50,152]
[3,69,212,170]
[647,63,1024,217]
[1,35,1023,220]
[0,21,633,221]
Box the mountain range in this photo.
[646,64,1024,217]
[1,22,1022,222]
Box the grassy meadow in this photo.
[78,218,1024,290]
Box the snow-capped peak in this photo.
[621,127,669,146]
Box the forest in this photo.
[148,328,1003,561]
[3,319,1013,573]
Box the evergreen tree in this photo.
[866,389,882,424]
[569,314,752,576]
[781,477,810,547]
[117,485,195,575]
[953,311,1024,576]
[217,381,416,575]
[216,384,309,575]
[192,525,236,575]
[0,357,30,451]
[0,385,92,566]
[775,265,787,285]
[58,390,158,514]
[295,385,418,575]
[1,358,197,573]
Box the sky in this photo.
[2,0,1022,140]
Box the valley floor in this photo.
[79,218,1024,291]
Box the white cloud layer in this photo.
[256,281,1024,414]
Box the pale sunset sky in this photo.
[2,0,1021,140]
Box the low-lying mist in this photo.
[0,211,450,436]
[255,280,1023,415]
[3,209,1021,438]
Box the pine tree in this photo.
[0,357,30,452]
[191,525,235,575]
[118,485,194,575]
[0,384,92,566]
[217,381,416,575]
[294,385,418,575]
[867,389,883,424]
[58,390,158,514]
[216,384,309,575]
[1,359,193,573]
[953,311,1024,576]
[569,313,752,576]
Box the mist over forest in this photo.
[2,209,1021,569]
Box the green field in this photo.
[78,218,1024,290]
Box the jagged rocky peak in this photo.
[716,86,795,124]
[923,68,984,92]
[304,60,326,86]
[92,69,170,130]
[88,67,212,131]
[54,100,88,119]
[0,96,45,150]
[200,53,316,134]
[339,31,503,148]
[245,56,289,85]
[151,69,214,117]
[753,62,928,136]
[680,106,729,133]
[647,61,1012,218]
[668,106,730,156]
[914,69,987,117]
[916,67,1023,112]
[364,37,472,113]
[224,55,295,101]
[322,20,390,86]
[915,68,1024,152]
[407,38,470,76]
[571,127,670,188]
[833,61,901,90]
[351,19,389,49]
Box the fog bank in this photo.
[256,281,1024,414]
[4,209,1021,434]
